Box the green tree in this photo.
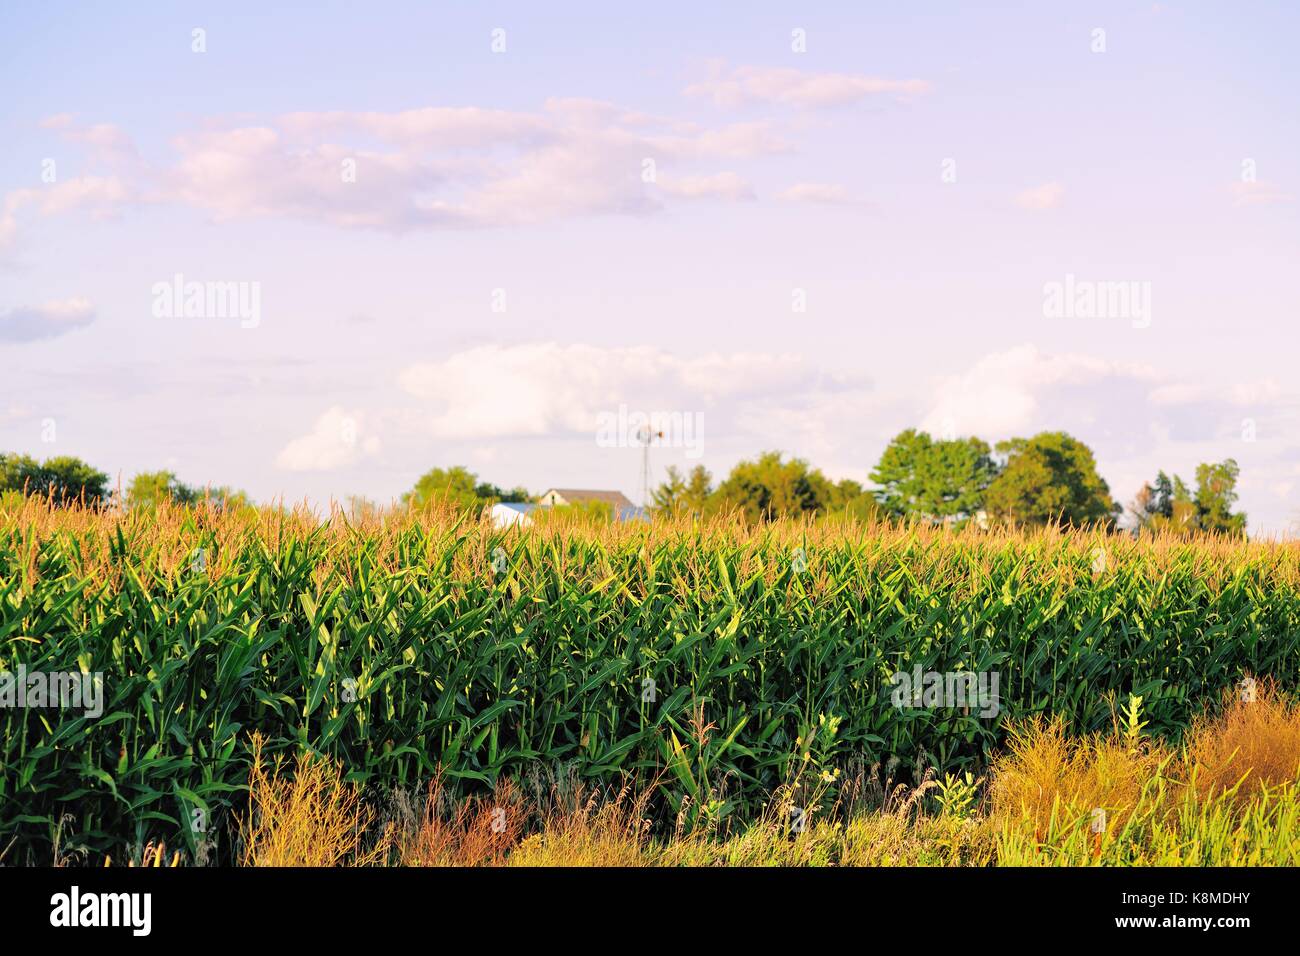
[711,451,833,521]
[404,466,528,513]
[984,432,1119,527]
[683,465,713,514]
[404,466,482,511]
[474,482,531,504]
[650,466,687,514]
[1130,462,1245,536]
[650,464,714,516]
[203,486,254,511]
[0,452,110,506]
[1130,471,1195,534]
[869,429,998,522]
[126,470,198,509]
[1193,459,1247,535]
[827,478,882,523]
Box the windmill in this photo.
[635,423,664,509]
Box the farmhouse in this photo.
[537,488,647,522]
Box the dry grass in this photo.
[990,682,1300,845]
[506,786,654,867]
[102,842,182,867]
[1186,680,1300,803]
[231,687,1299,866]
[227,683,1300,867]
[239,734,392,867]
[398,775,524,866]
[988,717,1172,834]
[395,770,655,867]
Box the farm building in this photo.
[488,501,536,528]
[537,488,647,522]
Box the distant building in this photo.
[489,501,535,528]
[537,488,647,522]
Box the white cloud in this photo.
[0,118,143,254]
[0,178,133,255]
[777,182,855,204]
[1014,182,1064,210]
[397,342,857,440]
[663,122,791,159]
[2,106,792,242]
[686,63,930,109]
[276,406,380,471]
[919,345,1157,438]
[0,298,95,343]
[657,172,755,201]
[1149,379,1284,407]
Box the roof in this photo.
[541,488,635,510]
[492,502,536,513]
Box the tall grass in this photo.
[239,733,392,866]
[238,689,1299,867]
[2,496,1298,861]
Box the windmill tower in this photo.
[636,423,664,509]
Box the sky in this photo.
[1,1,1297,534]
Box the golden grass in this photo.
[102,842,182,867]
[1185,680,1300,803]
[503,778,654,867]
[988,717,1172,835]
[239,734,392,867]
[223,685,1299,866]
[398,775,524,866]
[988,682,1300,863]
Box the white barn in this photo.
[488,502,535,528]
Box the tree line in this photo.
[652,429,1246,535]
[0,453,250,511]
[1,431,1247,536]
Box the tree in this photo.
[983,432,1119,527]
[402,465,481,510]
[711,452,833,521]
[650,464,713,516]
[125,471,252,511]
[827,478,882,523]
[869,429,998,522]
[403,466,529,513]
[683,465,713,514]
[650,466,687,514]
[0,452,110,506]
[474,482,531,504]
[203,486,254,512]
[1130,471,1195,534]
[1130,461,1245,536]
[126,470,198,509]
[1193,459,1246,535]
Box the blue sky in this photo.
[2,1,1297,533]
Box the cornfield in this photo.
[1,497,1297,863]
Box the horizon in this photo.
[3,1,1297,536]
